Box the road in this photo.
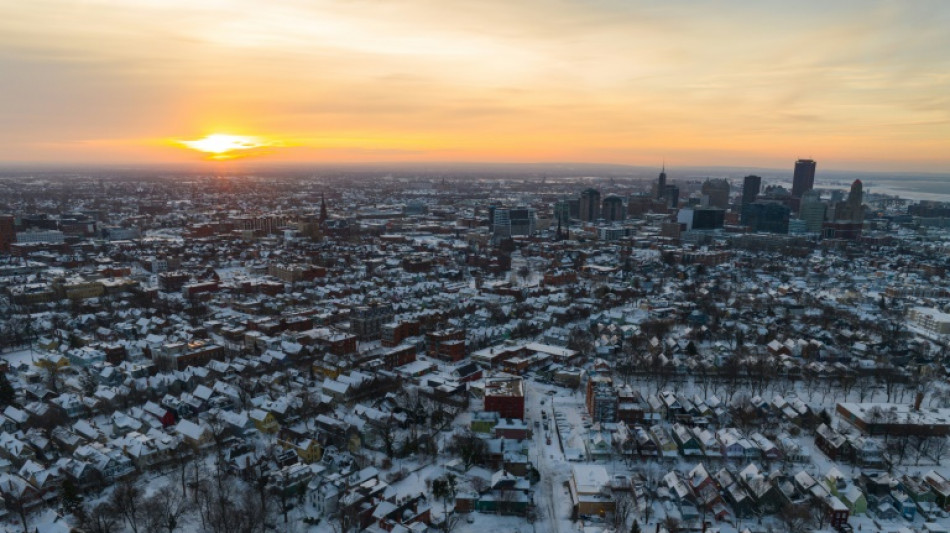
[526,380,569,533]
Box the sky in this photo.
[0,0,948,171]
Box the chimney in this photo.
[915,392,924,411]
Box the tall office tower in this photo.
[845,179,864,223]
[835,179,865,224]
[701,179,731,209]
[742,175,762,206]
[0,215,14,253]
[741,202,791,234]
[601,195,625,222]
[553,200,571,225]
[663,185,680,209]
[493,207,537,238]
[579,188,601,222]
[823,179,865,240]
[799,190,827,233]
[792,159,817,198]
[655,166,667,199]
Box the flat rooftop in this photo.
[485,377,524,398]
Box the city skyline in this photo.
[1,1,949,171]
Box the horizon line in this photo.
[0,160,947,178]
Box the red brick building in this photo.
[427,328,466,361]
[484,377,524,420]
[381,344,417,370]
[381,320,420,347]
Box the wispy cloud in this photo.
[0,0,948,170]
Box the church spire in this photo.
[319,193,328,223]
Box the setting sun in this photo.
[178,134,273,160]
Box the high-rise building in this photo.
[351,302,395,341]
[798,191,827,233]
[678,208,725,231]
[655,167,667,200]
[493,207,537,238]
[792,159,817,198]
[626,195,655,218]
[663,185,680,209]
[742,175,762,206]
[823,179,865,240]
[554,200,571,225]
[601,195,625,222]
[567,199,580,219]
[841,179,865,223]
[0,215,14,253]
[701,179,731,209]
[741,202,790,234]
[579,188,601,222]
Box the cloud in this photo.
[0,0,948,170]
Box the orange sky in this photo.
[1,0,948,171]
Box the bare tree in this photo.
[2,487,32,533]
[928,436,950,466]
[807,495,827,530]
[142,486,191,533]
[109,480,144,533]
[779,502,814,533]
[447,430,486,469]
[612,492,636,531]
[79,502,119,533]
[661,515,681,533]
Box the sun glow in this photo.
[178,134,274,160]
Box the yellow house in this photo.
[312,360,342,379]
[249,409,280,434]
[35,337,60,352]
[291,439,322,463]
[35,353,69,370]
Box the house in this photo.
[821,494,851,529]
[718,469,754,518]
[175,419,211,448]
[815,423,848,460]
[474,470,532,516]
[738,463,786,514]
[924,471,950,508]
[569,465,614,518]
[672,423,702,456]
[688,463,723,510]
[749,432,780,461]
[899,474,936,505]
[848,435,884,467]
[288,438,322,464]
[0,473,42,510]
[634,425,658,457]
[716,428,748,460]
[840,484,868,515]
[471,411,500,434]
[249,409,280,434]
[662,470,692,502]
[891,490,917,520]
[651,426,679,458]
[694,428,721,458]
[585,429,612,461]
[371,493,431,531]
[142,401,176,428]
